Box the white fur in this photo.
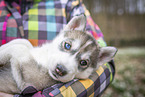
[71,39,81,50]
[0,15,117,93]
[75,67,94,79]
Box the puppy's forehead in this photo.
[64,30,86,38]
[64,30,97,45]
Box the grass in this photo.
[102,47,145,97]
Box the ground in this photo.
[102,47,145,97]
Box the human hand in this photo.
[0,92,13,97]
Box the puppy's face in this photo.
[48,15,117,82]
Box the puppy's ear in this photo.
[97,47,117,66]
[63,14,86,31]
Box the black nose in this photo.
[55,64,67,76]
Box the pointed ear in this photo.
[97,47,117,66]
[63,14,86,31]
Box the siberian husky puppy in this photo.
[0,14,117,94]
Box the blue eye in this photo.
[64,42,71,50]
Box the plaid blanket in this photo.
[0,0,115,97]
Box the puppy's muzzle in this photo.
[55,64,67,76]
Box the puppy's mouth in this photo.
[49,70,59,81]
[52,71,58,78]
[49,69,66,81]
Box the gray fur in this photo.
[0,14,117,94]
[0,46,58,94]
[64,30,100,69]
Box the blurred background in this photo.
[83,0,145,97]
[84,0,145,47]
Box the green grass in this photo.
[102,47,145,97]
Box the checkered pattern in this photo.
[49,63,114,97]
[23,0,69,46]
[14,62,115,97]
[0,0,115,97]
[6,2,24,38]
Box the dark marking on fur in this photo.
[59,38,79,55]
[0,63,11,74]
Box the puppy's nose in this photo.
[55,64,67,76]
